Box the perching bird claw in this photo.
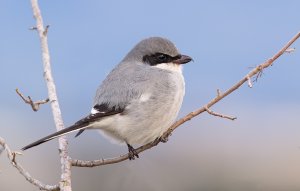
[159,136,169,143]
[127,144,139,160]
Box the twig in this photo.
[254,65,264,82]
[30,0,71,190]
[71,32,300,167]
[216,89,221,97]
[246,75,253,88]
[0,137,59,191]
[29,26,38,30]
[204,106,237,120]
[285,47,296,53]
[16,88,49,111]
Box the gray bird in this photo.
[22,37,192,159]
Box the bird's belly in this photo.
[91,95,184,145]
[93,73,185,145]
[110,100,182,145]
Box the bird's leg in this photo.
[127,143,139,160]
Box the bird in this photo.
[22,37,192,160]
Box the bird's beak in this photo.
[173,55,193,65]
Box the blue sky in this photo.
[1,1,300,191]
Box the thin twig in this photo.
[30,0,71,190]
[204,106,237,120]
[285,47,296,53]
[246,75,253,88]
[16,88,49,111]
[216,89,221,97]
[71,32,300,167]
[254,65,264,82]
[0,137,59,191]
[29,26,37,30]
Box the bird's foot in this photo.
[127,144,139,160]
[156,135,169,143]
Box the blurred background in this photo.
[1,0,300,190]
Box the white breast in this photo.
[122,69,185,145]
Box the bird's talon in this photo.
[159,136,168,143]
[127,144,139,160]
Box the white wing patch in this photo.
[90,107,106,114]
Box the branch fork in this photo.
[204,106,237,120]
[29,24,50,36]
[16,88,49,111]
[0,137,59,191]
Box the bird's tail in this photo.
[21,124,87,150]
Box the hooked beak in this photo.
[173,55,193,65]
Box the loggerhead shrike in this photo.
[22,37,192,159]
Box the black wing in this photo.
[21,104,124,150]
[74,104,124,137]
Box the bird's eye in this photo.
[143,53,171,66]
[156,54,167,62]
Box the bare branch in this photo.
[161,32,300,138]
[0,137,59,191]
[16,88,49,111]
[72,32,300,167]
[30,0,71,190]
[204,106,237,120]
[71,139,161,167]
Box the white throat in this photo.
[153,63,183,73]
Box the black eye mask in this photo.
[143,53,182,66]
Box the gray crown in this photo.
[123,37,180,62]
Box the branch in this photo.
[30,0,71,190]
[16,88,49,111]
[71,139,161,167]
[71,32,300,167]
[204,106,237,120]
[0,137,59,191]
